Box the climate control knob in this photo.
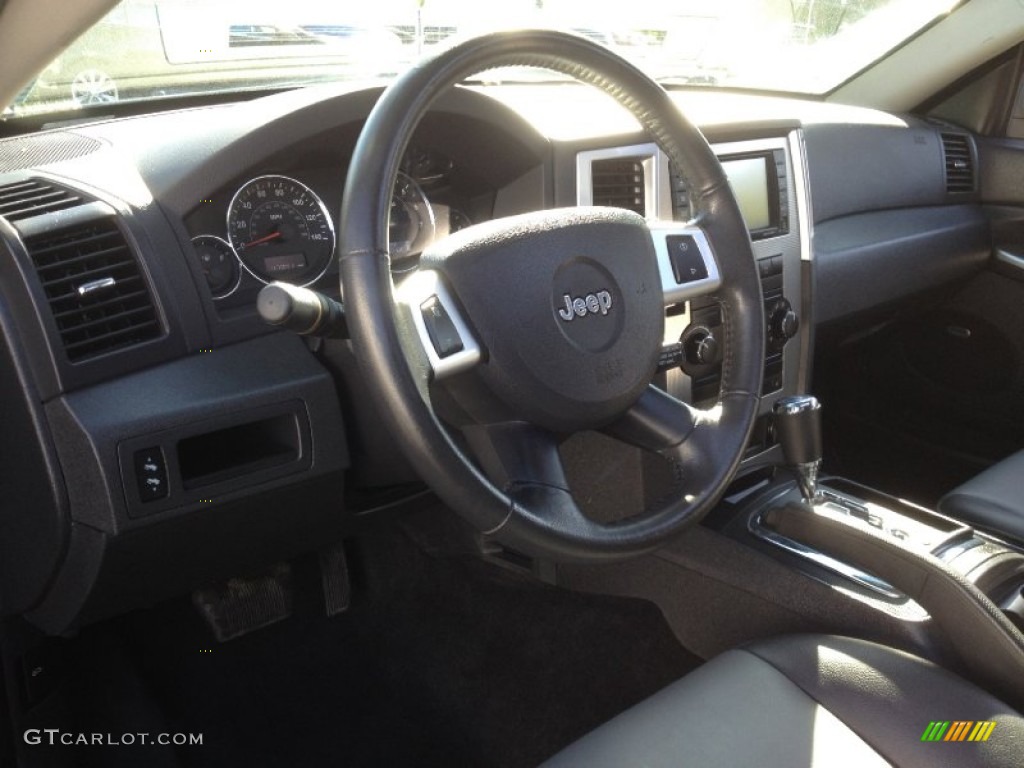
[768,298,799,352]
[682,326,720,367]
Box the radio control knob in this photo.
[683,326,720,367]
[768,299,799,351]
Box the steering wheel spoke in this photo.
[394,268,482,380]
[463,422,568,492]
[462,422,592,532]
[602,385,701,453]
[648,222,722,307]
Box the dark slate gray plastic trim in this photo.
[814,205,988,324]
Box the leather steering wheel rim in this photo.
[340,30,764,562]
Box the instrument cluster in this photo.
[188,145,474,301]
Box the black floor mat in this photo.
[57,521,700,768]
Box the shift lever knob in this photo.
[773,395,823,503]
[773,395,822,466]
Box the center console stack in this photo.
[574,130,810,472]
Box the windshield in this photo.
[9,0,962,115]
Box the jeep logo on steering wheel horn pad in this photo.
[557,290,613,321]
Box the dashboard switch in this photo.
[134,447,168,502]
[420,296,464,358]
[667,235,708,284]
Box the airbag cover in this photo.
[420,207,663,431]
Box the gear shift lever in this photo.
[773,395,823,504]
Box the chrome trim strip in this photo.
[576,143,669,219]
[996,248,1024,273]
[76,276,115,297]
[934,536,984,562]
[748,509,903,599]
[395,269,482,380]
[788,129,815,393]
[788,129,814,263]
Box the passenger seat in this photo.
[938,450,1024,543]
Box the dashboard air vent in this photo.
[591,158,646,215]
[23,218,161,362]
[0,178,84,222]
[941,133,975,194]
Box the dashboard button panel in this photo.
[133,447,168,504]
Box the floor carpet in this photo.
[53,521,701,768]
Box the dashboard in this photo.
[0,79,992,635]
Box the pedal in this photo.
[318,541,351,617]
[192,562,293,642]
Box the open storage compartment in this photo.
[178,411,300,489]
[118,400,313,518]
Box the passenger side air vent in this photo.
[0,178,84,222]
[23,218,161,362]
[940,133,976,194]
[591,158,646,215]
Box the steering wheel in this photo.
[339,30,764,562]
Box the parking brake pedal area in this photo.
[192,563,294,642]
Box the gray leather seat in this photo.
[543,634,1024,767]
[939,450,1024,543]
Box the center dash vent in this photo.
[591,158,646,216]
[23,218,161,362]
[940,133,976,194]
[0,178,85,222]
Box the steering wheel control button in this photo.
[657,342,685,372]
[133,447,168,503]
[667,235,709,284]
[648,224,721,305]
[395,270,481,380]
[420,295,464,358]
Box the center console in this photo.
[747,476,1024,619]
[567,127,1024,706]
[728,394,1024,707]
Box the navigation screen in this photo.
[721,156,771,231]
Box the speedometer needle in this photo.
[241,231,282,248]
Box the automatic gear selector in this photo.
[772,394,823,503]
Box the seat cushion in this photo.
[939,450,1024,543]
[542,634,1024,768]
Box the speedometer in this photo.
[226,175,334,286]
[389,172,436,263]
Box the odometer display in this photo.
[226,175,334,286]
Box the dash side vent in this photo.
[0,178,84,222]
[591,158,646,216]
[23,218,161,362]
[940,133,976,194]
